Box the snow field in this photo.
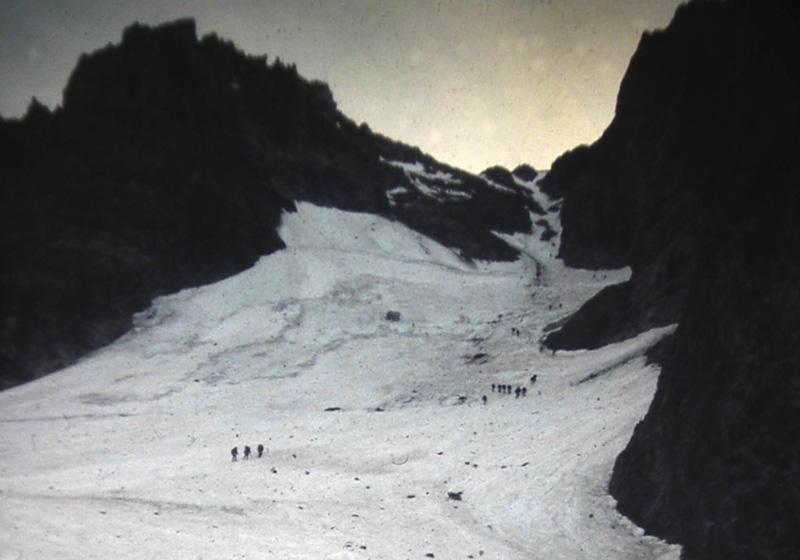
[0,201,680,559]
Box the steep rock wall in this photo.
[539,1,800,557]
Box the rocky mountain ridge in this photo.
[539,0,799,557]
[0,19,542,388]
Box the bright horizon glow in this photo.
[0,1,685,173]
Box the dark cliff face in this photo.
[540,0,800,557]
[0,19,536,389]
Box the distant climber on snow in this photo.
[257,444,264,458]
[231,447,238,462]
[243,445,251,460]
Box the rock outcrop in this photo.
[0,19,538,388]
[540,0,800,557]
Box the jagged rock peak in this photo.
[512,164,538,182]
[23,97,51,121]
[121,17,198,45]
[480,164,538,186]
[60,18,336,121]
[479,165,515,185]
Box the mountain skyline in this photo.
[0,0,685,173]
[2,2,798,556]
[0,17,549,388]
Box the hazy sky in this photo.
[0,1,685,173]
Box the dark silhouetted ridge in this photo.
[539,1,800,557]
[1,19,536,388]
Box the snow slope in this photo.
[0,197,681,559]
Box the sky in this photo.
[0,0,685,173]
